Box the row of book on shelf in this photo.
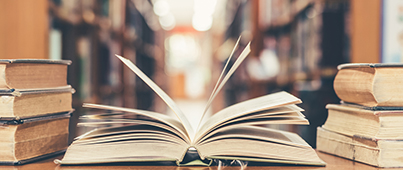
[0,59,73,165]
[317,63,403,168]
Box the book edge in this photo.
[328,103,403,113]
[0,59,72,65]
[338,63,403,70]
[0,110,73,122]
[0,85,75,96]
[0,150,65,165]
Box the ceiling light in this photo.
[192,13,212,31]
[159,13,176,31]
[153,0,170,17]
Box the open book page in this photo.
[197,42,251,133]
[115,55,194,140]
[195,126,325,165]
[196,105,308,144]
[198,140,323,165]
[197,118,308,145]
[78,119,188,145]
[199,37,241,127]
[215,104,304,123]
[196,126,312,148]
[82,103,191,143]
[75,122,188,145]
[61,137,188,164]
[194,91,302,142]
[60,120,191,164]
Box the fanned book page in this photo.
[115,55,194,141]
[57,41,325,166]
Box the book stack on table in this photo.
[0,59,74,165]
[317,63,403,168]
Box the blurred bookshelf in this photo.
[259,0,351,148]
[216,0,355,148]
[48,0,166,142]
[0,0,384,147]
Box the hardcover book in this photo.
[322,104,403,139]
[0,86,74,119]
[317,127,403,168]
[57,41,325,166]
[0,59,71,90]
[0,112,71,165]
[334,63,403,107]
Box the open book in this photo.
[57,40,325,166]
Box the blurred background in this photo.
[0,0,394,148]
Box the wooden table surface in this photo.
[0,151,401,170]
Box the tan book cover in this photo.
[334,63,403,107]
[0,112,71,165]
[323,104,403,139]
[0,86,74,119]
[317,127,403,168]
[0,59,71,90]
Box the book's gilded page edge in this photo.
[115,55,194,141]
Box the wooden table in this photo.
[0,151,401,170]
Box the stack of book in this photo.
[0,59,74,165]
[317,63,403,168]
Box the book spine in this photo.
[0,65,7,89]
[0,126,16,143]
[0,96,15,117]
[0,142,16,162]
[0,126,17,162]
[317,132,380,167]
[333,68,377,106]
